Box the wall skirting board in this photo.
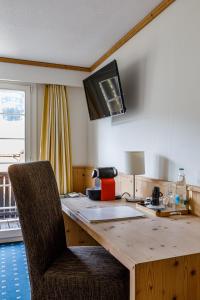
[72,166,200,217]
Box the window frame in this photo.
[0,82,33,167]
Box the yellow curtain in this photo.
[40,85,72,194]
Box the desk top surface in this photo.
[61,197,200,269]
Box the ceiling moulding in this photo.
[0,57,91,73]
[0,0,175,73]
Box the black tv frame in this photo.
[83,60,126,121]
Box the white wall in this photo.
[0,62,88,87]
[88,0,200,186]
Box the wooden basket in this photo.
[136,203,189,217]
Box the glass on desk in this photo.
[163,184,175,209]
[162,195,170,207]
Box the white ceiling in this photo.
[0,0,161,67]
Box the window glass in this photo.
[0,89,25,172]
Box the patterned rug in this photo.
[0,242,30,300]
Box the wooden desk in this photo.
[62,197,200,300]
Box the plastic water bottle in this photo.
[176,168,187,207]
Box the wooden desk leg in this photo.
[130,268,136,300]
[63,212,99,246]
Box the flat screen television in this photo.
[83,60,126,121]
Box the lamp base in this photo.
[126,196,145,203]
[121,192,145,203]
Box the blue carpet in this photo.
[0,242,30,300]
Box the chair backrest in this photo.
[8,161,66,282]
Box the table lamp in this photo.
[124,151,145,202]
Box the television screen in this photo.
[83,60,126,121]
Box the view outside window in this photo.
[0,89,25,172]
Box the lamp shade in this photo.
[125,151,145,175]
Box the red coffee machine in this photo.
[87,167,118,201]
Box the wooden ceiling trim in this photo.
[0,57,91,72]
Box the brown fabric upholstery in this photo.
[8,161,129,300]
[44,246,129,300]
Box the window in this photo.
[0,89,26,172]
[0,83,33,220]
[0,82,37,171]
[0,82,38,226]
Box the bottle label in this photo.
[176,186,186,200]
